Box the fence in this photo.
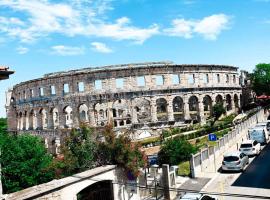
[190,109,268,178]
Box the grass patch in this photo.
[139,136,160,146]
[178,161,190,176]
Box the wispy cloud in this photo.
[164,14,231,40]
[254,0,270,2]
[91,42,113,53]
[51,45,85,56]
[183,0,196,5]
[0,0,159,44]
[16,46,29,54]
[261,19,270,24]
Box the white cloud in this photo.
[0,0,159,44]
[164,14,230,40]
[91,42,112,53]
[194,14,230,40]
[164,19,194,39]
[51,45,85,56]
[16,46,29,54]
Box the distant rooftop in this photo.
[44,61,237,78]
[0,66,14,80]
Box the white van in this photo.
[248,127,269,144]
[255,122,270,135]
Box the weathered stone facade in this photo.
[6,62,242,138]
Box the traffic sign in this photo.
[208,133,217,141]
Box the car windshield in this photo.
[224,156,239,162]
[240,144,252,148]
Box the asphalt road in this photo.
[232,143,270,189]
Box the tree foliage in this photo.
[0,131,54,193]
[212,103,226,121]
[251,63,270,95]
[55,126,97,177]
[158,137,197,166]
[97,124,147,178]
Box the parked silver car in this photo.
[222,151,249,172]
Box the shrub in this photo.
[213,103,226,120]
[97,124,147,178]
[158,137,197,166]
[139,137,160,147]
[178,161,191,177]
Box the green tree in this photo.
[0,133,54,193]
[212,103,226,121]
[0,118,7,133]
[158,137,197,166]
[97,124,147,178]
[58,126,97,176]
[251,63,270,95]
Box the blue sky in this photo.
[0,0,270,117]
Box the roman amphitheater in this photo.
[6,61,242,145]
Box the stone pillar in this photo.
[20,116,23,130]
[25,113,29,130]
[131,106,138,123]
[167,98,174,121]
[58,106,65,129]
[36,110,42,130]
[223,96,227,111]
[88,105,96,126]
[183,96,190,120]
[17,118,20,130]
[231,94,236,113]
[72,105,79,128]
[55,137,61,155]
[107,103,113,125]
[56,83,63,97]
[48,110,54,129]
[238,96,241,111]
[22,113,26,130]
[198,99,206,124]
[150,98,158,122]
[33,111,37,130]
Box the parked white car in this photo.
[222,151,249,172]
[180,193,217,200]
[239,140,261,156]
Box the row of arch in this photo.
[16,93,241,130]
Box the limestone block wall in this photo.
[6,62,242,133]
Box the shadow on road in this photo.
[232,143,270,189]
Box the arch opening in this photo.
[189,96,199,120]
[226,94,232,111]
[134,99,151,123]
[173,96,184,122]
[203,95,213,118]
[79,104,89,123]
[156,98,168,121]
[63,106,73,128]
[77,180,114,200]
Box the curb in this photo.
[200,173,219,192]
